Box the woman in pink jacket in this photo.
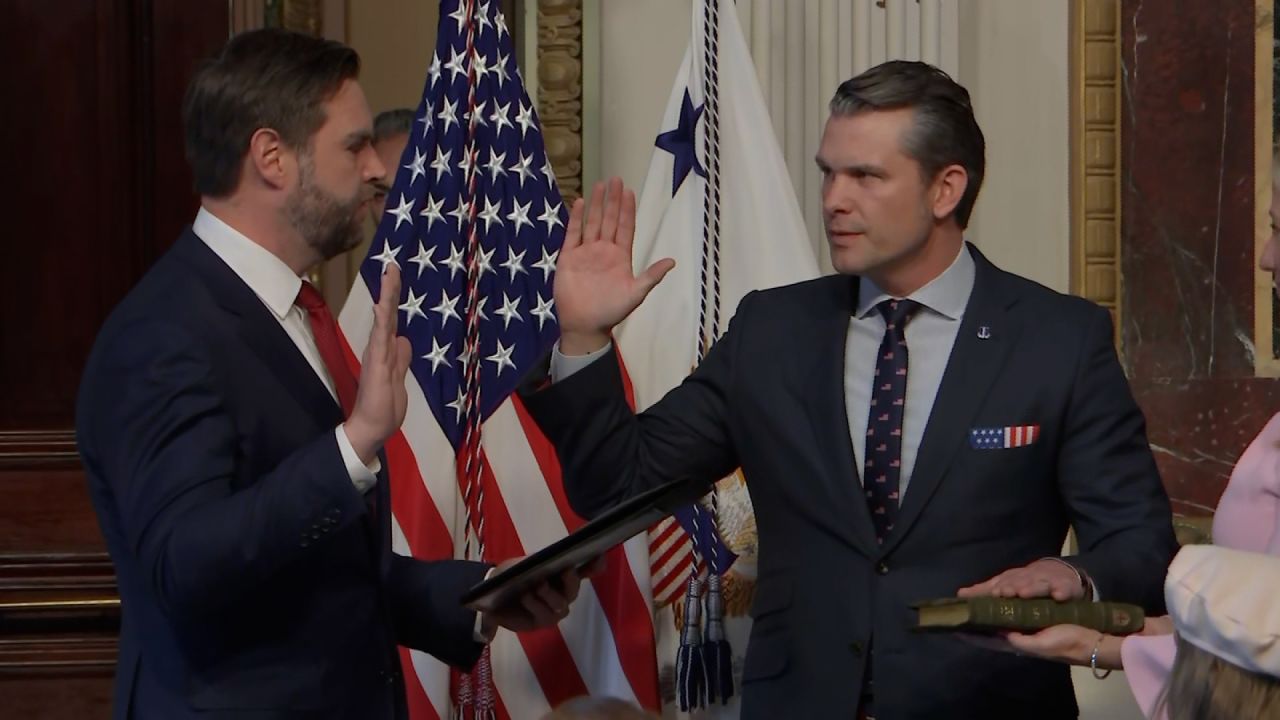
[1001,160,1280,717]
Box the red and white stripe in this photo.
[340,281,661,719]
[1004,424,1040,448]
[611,355,698,609]
[647,517,696,607]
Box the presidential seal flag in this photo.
[339,1,660,717]
[613,0,821,715]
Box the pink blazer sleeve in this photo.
[1121,633,1175,719]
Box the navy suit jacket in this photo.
[522,245,1179,719]
[77,229,489,719]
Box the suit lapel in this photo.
[881,245,1022,556]
[801,276,880,554]
[175,230,344,430]
[177,230,385,563]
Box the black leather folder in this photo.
[460,476,708,612]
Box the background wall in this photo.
[597,0,691,197]
[959,0,1071,292]
[593,0,1071,292]
[348,1,441,119]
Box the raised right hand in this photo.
[344,262,412,464]
[553,177,675,355]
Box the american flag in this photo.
[969,425,1041,450]
[338,1,660,717]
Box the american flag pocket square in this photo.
[969,425,1041,450]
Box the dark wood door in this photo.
[0,1,228,716]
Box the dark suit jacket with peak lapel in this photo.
[522,244,1178,720]
[76,229,489,719]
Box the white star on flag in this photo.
[422,337,452,374]
[408,242,436,278]
[371,239,401,272]
[398,288,428,326]
[386,194,414,231]
[494,293,523,329]
[485,338,517,375]
[404,147,427,185]
[419,194,446,230]
[532,246,558,280]
[500,248,527,281]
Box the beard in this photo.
[284,154,366,262]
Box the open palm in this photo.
[554,177,674,352]
[344,262,412,464]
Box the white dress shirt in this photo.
[193,207,379,493]
[846,244,974,498]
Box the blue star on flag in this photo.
[654,88,706,196]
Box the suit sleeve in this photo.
[519,294,756,519]
[79,318,372,621]
[387,555,490,669]
[1056,306,1179,611]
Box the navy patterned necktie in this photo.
[864,298,921,544]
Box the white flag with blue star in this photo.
[612,0,820,714]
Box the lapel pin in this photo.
[977,326,992,340]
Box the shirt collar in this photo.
[855,243,975,321]
[193,206,305,320]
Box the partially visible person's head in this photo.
[1259,148,1280,298]
[182,28,385,267]
[369,108,414,225]
[1155,545,1280,719]
[1158,635,1280,720]
[540,696,656,720]
[818,60,984,291]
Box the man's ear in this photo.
[247,128,290,191]
[930,164,969,221]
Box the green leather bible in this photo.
[912,597,1145,635]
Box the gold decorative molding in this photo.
[536,0,584,203]
[232,1,339,38]
[0,553,121,661]
[1070,0,1123,345]
[1254,0,1279,376]
[265,0,323,34]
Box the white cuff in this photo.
[1042,556,1100,601]
[474,567,497,644]
[335,425,380,494]
[550,341,613,383]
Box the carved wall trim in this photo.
[536,0,584,203]
[0,552,121,671]
[0,432,79,468]
[1069,0,1122,344]
[0,638,118,674]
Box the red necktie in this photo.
[295,282,358,416]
